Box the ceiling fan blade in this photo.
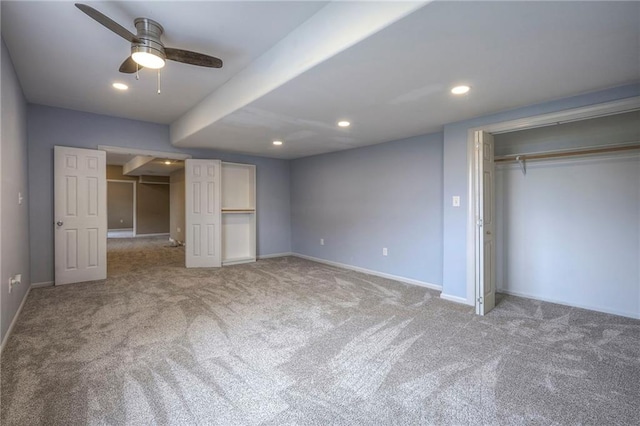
[75,3,140,43]
[119,56,142,74]
[165,48,223,68]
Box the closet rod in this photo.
[494,143,640,163]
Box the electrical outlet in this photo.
[177,227,181,233]
[320,238,324,246]
[8,274,21,293]
[383,248,388,256]
[9,274,22,294]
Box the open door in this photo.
[54,146,107,285]
[185,159,221,268]
[474,131,496,314]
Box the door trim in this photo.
[98,145,191,162]
[466,96,640,309]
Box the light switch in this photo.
[18,192,23,205]
[452,196,461,207]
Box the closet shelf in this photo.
[222,208,255,213]
[495,142,640,163]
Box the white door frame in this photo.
[107,179,137,236]
[465,96,640,309]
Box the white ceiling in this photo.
[2,1,639,159]
[1,1,327,123]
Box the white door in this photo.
[475,131,496,314]
[185,159,221,268]
[54,146,107,285]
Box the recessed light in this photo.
[112,82,128,91]
[273,140,283,146]
[451,85,470,95]
[164,160,172,165]
[338,120,350,127]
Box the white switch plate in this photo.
[177,227,181,233]
[452,196,461,207]
[320,238,324,245]
[383,248,388,256]
[18,192,23,205]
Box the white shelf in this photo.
[222,208,255,214]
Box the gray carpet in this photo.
[1,237,639,425]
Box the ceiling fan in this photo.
[75,3,223,74]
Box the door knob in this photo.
[56,221,64,226]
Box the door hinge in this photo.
[477,297,483,304]
[476,218,483,227]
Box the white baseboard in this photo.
[292,253,442,291]
[498,289,640,320]
[222,257,256,266]
[135,233,169,238]
[257,252,293,260]
[1,287,31,355]
[31,281,54,288]
[440,292,474,306]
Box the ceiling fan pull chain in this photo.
[157,69,161,94]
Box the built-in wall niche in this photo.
[221,162,256,265]
[222,162,256,211]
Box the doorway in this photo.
[101,146,190,275]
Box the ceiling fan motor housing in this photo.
[131,18,166,61]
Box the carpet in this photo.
[1,237,638,425]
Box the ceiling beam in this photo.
[170,0,430,148]
[123,155,155,175]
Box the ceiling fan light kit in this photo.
[131,18,166,69]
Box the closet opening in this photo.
[467,98,640,318]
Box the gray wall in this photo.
[495,110,640,156]
[441,83,640,302]
[291,133,443,285]
[27,105,291,284]
[495,153,639,318]
[106,166,170,235]
[136,183,170,235]
[1,39,30,344]
[107,182,134,229]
